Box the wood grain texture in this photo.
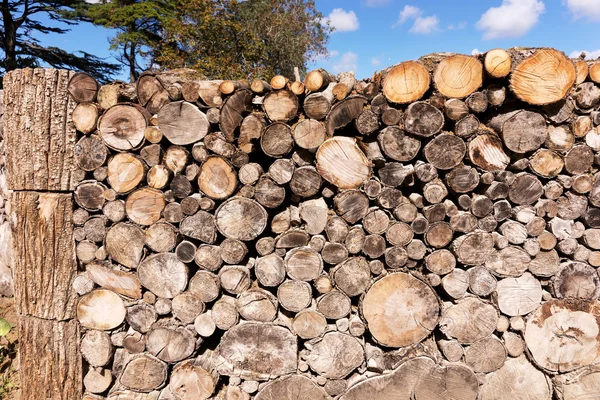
[11,191,76,320]
[5,68,76,191]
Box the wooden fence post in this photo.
[4,69,81,399]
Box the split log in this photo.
[326,96,367,135]
[220,89,253,141]
[158,101,209,145]
[137,73,170,114]
[87,261,142,299]
[105,222,145,269]
[316,137,370,189]
[107,153,145,193]
[146,326,196,363]
[439,297,497,343]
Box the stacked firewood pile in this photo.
[69,48,600,400]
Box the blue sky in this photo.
[33,0,600,81]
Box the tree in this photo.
[155,0,331,79]
[0,0,119,81]
[84,0,169,82]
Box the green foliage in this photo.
[83,0,171,82]
[0,0,120,81]
[0,319,10,337]
[86,0,331,81]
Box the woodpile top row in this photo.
[66,47,600,400]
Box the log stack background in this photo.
[59,47,600,399]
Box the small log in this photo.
[236,288,278,322]
[107,153,145,193]
[180,211,217,243]
[157,101,209,145]
[75,135,107,171]
[98,104,147,151]
[465,336,507,373]
[304,83,335,121]
[81,330,113,367]
[377,126,420,162]
[87,261,142,299]
[326,96,368,135]
[468,134,510,171]
[73,102,99,134]
[496,273,542,316]
[278,279,312,312]
[317,289,351,319]
[126,302,157,333]
[404,101,444,137]
[553,261,600,299]
[424,133,466,170]
[119,354,167,392]
[219,265,251,294]
[484,48,511,78]
[441,269,469,299]
[510,49,576,105]
[198,156,237,200]
[434,54,483,98]
[290,166,322,197]
[362,273,439,347]
[332,256,371,296]
[334,189,369,224]
[68,72,98,103]
[292,309,327,339]
[189,270,220,302]
[293,119,326,150]
[256,254,286,287]
[215,197,268,241]
[261,122,294,158]
[316,137,370,189]
[137,73,170,113]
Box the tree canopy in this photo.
[88,0,331,81]
[0,0,119,81]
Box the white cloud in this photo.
[323,8,360,32]
[472,48,482,55]
[372,58,381,66]
[362,0,391,7]
[333,52,358,73]
[410,16,440,34]
[329,50,340,58]
[565,0,600,21]
[476,0,545,39]
[394,5,422,26]
[569,49,600,59]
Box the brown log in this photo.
[424,133,466,170]
[382,61,430,104]
[377,126,420,162]
[220,89,253,141]
[484,48,512,78]
[293,119,326,150]
[290,166,322,197]
[73,102,99,134]
[261,122,294,157]
[125,187,165,225]
[263,90,299,122]
[107,153,145,193]
[434,55,483,98]
[75,135,107,171]
[304,69,335,92]
[137,73,170,114]
[317,289,351,319]
[510,49,576,105]
[326,96,368,135]
[87,261,142,299]
[68,72,98,103]
[98,104,147,151]
[303,84,335,120]
[404,101,444,137]
[198,156,237,200]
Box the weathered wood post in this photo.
[4,69,81,399]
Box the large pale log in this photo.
[510,49,576,105]
[316,137,370,189]
[433,54,483,98]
